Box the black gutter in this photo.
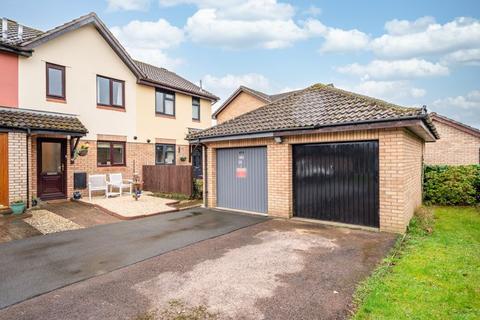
[190,114,438,142]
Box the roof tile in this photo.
[190,84,438,139]
[0,107,88,134]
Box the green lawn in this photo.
[353,206,480,320]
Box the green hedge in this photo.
[423,165,480,205]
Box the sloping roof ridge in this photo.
[431,112,480,137]
[18,12,96,47]
[311,83,422,114]
[134,59,218,100]
[209,85,310,128]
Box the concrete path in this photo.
[0,208,267,309]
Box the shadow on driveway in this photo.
[0,208,267,309]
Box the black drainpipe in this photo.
[203,143,208,208]
[26,129,31,208]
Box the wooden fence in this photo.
[142,165,193,196]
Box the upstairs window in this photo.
[156,89,175,116]
[96,75,124,108]
[46,63,65,100]
[192,97,200,120]
[155,144,175,165]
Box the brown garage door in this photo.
[293,141,379,227]
[0,133,8,207]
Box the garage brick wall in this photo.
[402,131,424,225]
[204,128,425,233]
[424,120,480,165]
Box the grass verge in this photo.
[352,206,480,320]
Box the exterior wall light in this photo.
[274,136,283,144]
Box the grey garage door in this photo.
[293,141,379,227]
[216,147,267,213]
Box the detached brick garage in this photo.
[189,84,439,233]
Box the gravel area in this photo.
[24,210,83,234]
[83,195,178,218]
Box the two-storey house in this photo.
[0,13,217,208]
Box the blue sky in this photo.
[3,0,480,127]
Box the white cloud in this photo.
[303,5,322,17]
[371,17,480,58]
[430,90,480,127]
[384,16,436,35]
[160,0,294,20]
[107,0,151,11]
[337,58,449,80]
[343,80,426,102]
[111,19,184,68]
[319,27,370,53]
[442,48,480,66]
[185,9,308,49]
[203,73,270,101]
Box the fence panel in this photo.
[142,165,193,196]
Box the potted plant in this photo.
[180,156,187,162]
[31,196,38,207]
[77,142,89,157]
[73,142,89,160]
[10,199,26,215]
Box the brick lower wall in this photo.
[424,120,480,165]
[7,132,28,203]
[204,128,425,233]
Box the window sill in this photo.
[97,105,126,112]
[156,113,176,119]
[47,97,66,104]
[192,119,201,122]
[97,164,127,167]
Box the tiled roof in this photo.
[135,60,218,101]
[1,14,218,101]
[212,85,299,119]
[0,107,88,135]
[189,83,438,140]
[0,18,44,45]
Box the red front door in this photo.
[37,138,67,200]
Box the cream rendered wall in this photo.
[18,25,137,141]
[136,84,212,144]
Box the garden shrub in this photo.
[192,179,203,200]
[423,165,480,205]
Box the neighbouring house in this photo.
[212,85,299,124]
[0,13,218,209]
[424,113,480,165]
[188,84,439,233]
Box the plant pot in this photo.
[11,203,26,215]
[78,149,89,157]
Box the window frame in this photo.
[96,141,126,167]
[46,62,66,100]
[155,143,176,165]
[96,75,125,109]
[155,89,176,116]
[192,97,201,121]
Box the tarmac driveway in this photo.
[0,218,396,320]
[0,208,266,309]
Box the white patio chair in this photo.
[88,174,108,201]
[108,173,132,197]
